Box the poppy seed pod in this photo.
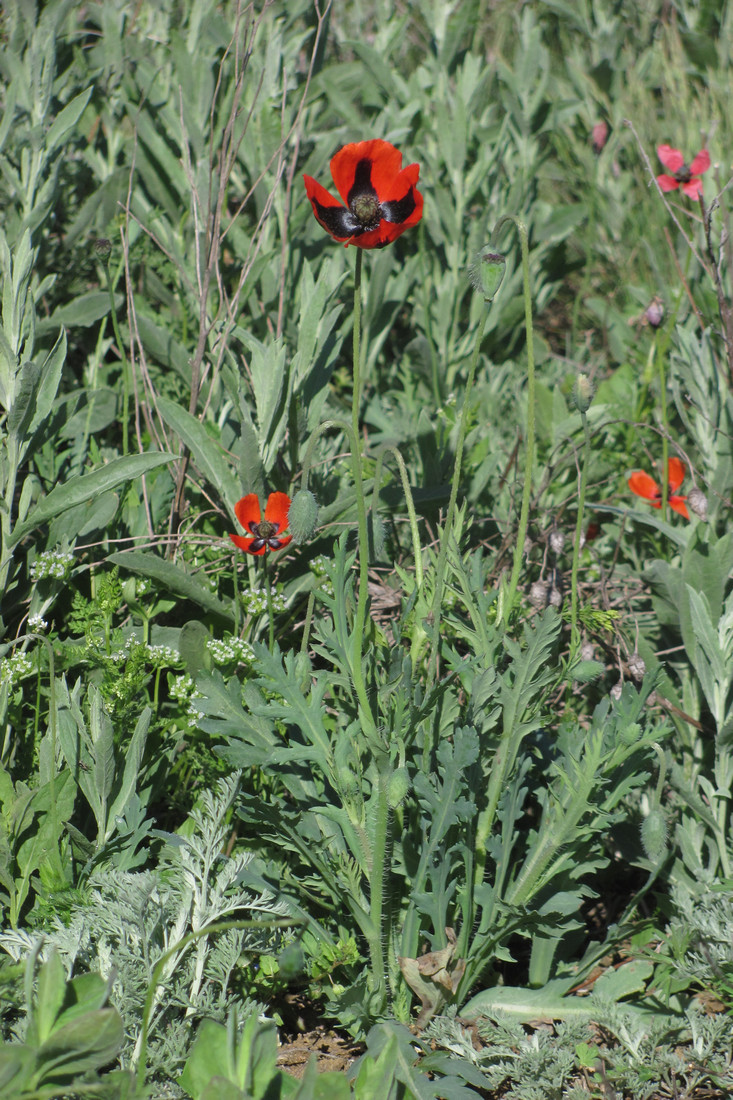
[288,489,320,544]
[474,250,506,302]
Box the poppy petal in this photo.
[235,494,261,530]
[330,140,403,205]
[656,174,679,192]
[681,178,703,199]
[230,533,257,552]
[688,149,710,175]
[263,491,291,533]
[657,145,684,172]
[667,456,686,493]
[271,535,293,550]
[628,471,660,502]
[670,496,690,520]
[303,175,359,240]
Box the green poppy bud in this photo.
[641,807,668,866]
[573,373,594,413]
[288,489,319,544]
[387,767,410,808]
[473,249,506,302]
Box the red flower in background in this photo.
[656,145,710,200]
[628,457,690,519]
[303,139,423,249]
[230,492,292,555]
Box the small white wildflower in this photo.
[146,644,178,665]
[30,550,74,582]
[28,614,48,631]
[0,653,34,686]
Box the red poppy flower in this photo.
[656,145,710,200]
[303,139,423,249]
[628,457,690,519]
[230,492,292,555]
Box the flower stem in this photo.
[371,445,424,590]
[570,408,591,654]
[656,329,670,520]
[352,248,364,449]
[264,556,275,651]
[425,309,488,690]
[103,253,131,457]
[502,219,536,624]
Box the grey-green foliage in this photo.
[196,535,667,1029]
[424,1002,733,1100]
[0,774,292,1088]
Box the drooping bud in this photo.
[288,489,319,544]
[573,373,594,413]
[628,652,646,681]
[687,486,708,520]
[472,250,506,303]
[591,121,608,154]
[528,580,549,609]
[645,297,664,328]
[549,529,565,555]
[548,585,563,609]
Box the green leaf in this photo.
[45,87,93,153]
[10,452,175,545]
[157,394,242,522]
[107,550,234,621]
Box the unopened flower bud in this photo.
[529,580,549,609]
[548,585,563,609]
[580,641,595,661]
[610,681,623,701]
[94,238,112,260]
[687,487,708,520]
[645,298,664,328]
[288,489,319,544]
[628,652,646,681]
[573,373,594,413]
[591,121,608,153]
[473,250,506,303]
[549,529,565,555]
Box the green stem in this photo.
[367,765,391,1008]
[264,556,275,651]
[346,249,377,739]
[656,329,669,520]
[352,249,364,449]
[570,409,591,654]
[502,219,536,624]
[371,445,424,589]
[103,254,130,457]
[425,309,488,691]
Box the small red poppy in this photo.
[230,492,292,556]
[656,145,710,200]
[303,139,423,249]
[628,457,690,519]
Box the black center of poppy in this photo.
[351,192,380,227]
[674,165,692,182]
[250,519,278,539]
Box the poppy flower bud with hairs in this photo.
[288,489,320,544]
[687,487,708,521]
[472,249,506,303]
